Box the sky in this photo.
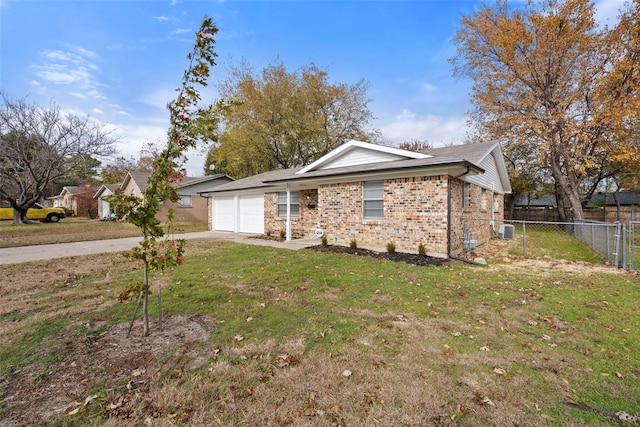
[0,0,627,177]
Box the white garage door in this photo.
[213,196,235,231]
[238,195,264,233]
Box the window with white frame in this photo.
[277,191,299,217]
[462,182,471,208]
[363,180,384,220]
[481,188,487,210]
[177,195,192,207]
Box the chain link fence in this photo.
[461,217,638,271]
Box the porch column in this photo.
[286,186,292,241]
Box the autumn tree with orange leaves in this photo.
[451,0,640,220]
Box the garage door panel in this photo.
[213,196,235,231]
[238,195,264,233]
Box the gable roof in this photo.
[297,140,430,174]
[120,171,151,193]
[173,173,234,189]
[202,140,511,195]
[93,184,120,199]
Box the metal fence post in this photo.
[613,222,620,267]
[522,220,527,258]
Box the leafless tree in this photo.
[0,92,117,223]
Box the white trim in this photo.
[296,140,430,175]
[286,186,291,241]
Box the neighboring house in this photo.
[93,184,120,219]
[200,140,512,258]
[585,191,640,224]
[508,193,559,222]
[51,184,99,218]
[117,171,234,223]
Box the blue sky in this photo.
[0,0,625,176]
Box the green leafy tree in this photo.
[110,16,219,336]
[205,61,378,178]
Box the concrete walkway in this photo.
[0,231,320,265]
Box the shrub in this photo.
[321,235,328,246]
[350,239,358,249]
[386,242,396,254]
[279,229,286,239]
[418,243,426,257]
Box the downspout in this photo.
[447,165,475,262]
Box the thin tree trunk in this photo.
[127,290,143,338]
[143,258,150,337]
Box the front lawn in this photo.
[1,240,638,425]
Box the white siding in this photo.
[466,152,506,194]
[319,147,409,170]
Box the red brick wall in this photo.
[261,176,505,258]
[264,189,319,238]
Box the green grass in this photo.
[0,219,208,248]
[2,241,639,425]
[508,223,606,263]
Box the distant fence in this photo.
[508,207,640,225]
[462,217,638,271]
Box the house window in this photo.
[481,189,487,211]
[363,180,384,220]
[462,182,471,208]
[277,191,299,217]
[177,195,192,207]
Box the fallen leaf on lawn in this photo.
[246,317,254,322]
[493,368,506,375]
[541,334,551,341]
[616,411,636,421]
[67,407,80,415]
[615,372,624,378]
[480,345,490,351]
[342,369,352,377]
[234,335,243,342]
[481,397,495,406]
[84,395,98,406]
[131,368,145,377]
[452,332,461,337]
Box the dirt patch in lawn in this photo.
[1,314,218,426]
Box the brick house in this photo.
[51,184,99,218]
[200,140,511,258]
[115,171,234,223]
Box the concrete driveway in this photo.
[0,231,318,265]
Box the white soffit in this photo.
[296,140,430,175]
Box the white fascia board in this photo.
[296,140,430,175]
[285,164,478,188]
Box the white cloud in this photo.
[594,0,626,25]
[171,28,192,35]
[92,108,104,115]
[154,15,169,21]
[31,46,105,103]
[380,109,470,147]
